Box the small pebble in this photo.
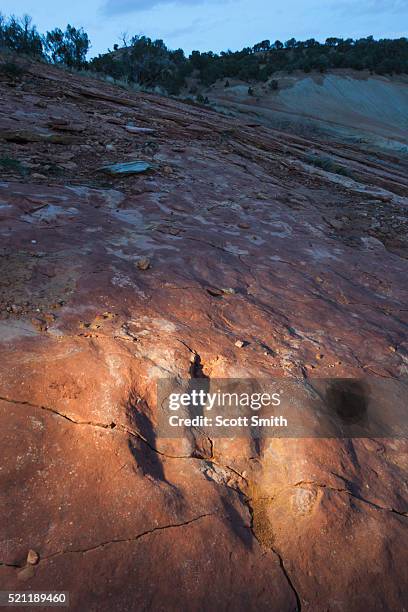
[31,317,47,331]
[27,549,39,565]
[221,287,235,295]
[136,258,150,271]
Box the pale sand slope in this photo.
[210,71,408,152]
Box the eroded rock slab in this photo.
[0,57,407,611]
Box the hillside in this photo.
[207,70,408,153]
[0,55,407,610]
[89,35,408,94]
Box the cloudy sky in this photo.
[5,0,408,56]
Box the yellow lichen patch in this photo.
[251,495,276,548]
[248,479,322,550]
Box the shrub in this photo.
[305,154,354,178]
[0,157,28,175]
[0,60,26,80]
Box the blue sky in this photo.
[4,0,408,56]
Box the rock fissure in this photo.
[244,495,302,612]
[38,513,215,563]
[292,481,408,517]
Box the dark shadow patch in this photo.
[189,352,208,380]
[126,392,167,483]
[127,435,166,482]
[186,353,213,459]
[326,379,369,426]
[125,392,187,514]
[206,287,223,298]
[220,494,253,550]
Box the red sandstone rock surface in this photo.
[0,57,407,611]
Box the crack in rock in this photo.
[0,395,246,486]
[244,496,302,612]
[293,480,408,518]
[0,394,191,458]
[39,513,215,562]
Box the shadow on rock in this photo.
[326,379,369,427]
[126,391,167,483]
[220,493,254,551]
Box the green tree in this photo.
[253,40,271,53]
[285,38,297,49]
[0,14,43,56]
[45,24,90,69]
